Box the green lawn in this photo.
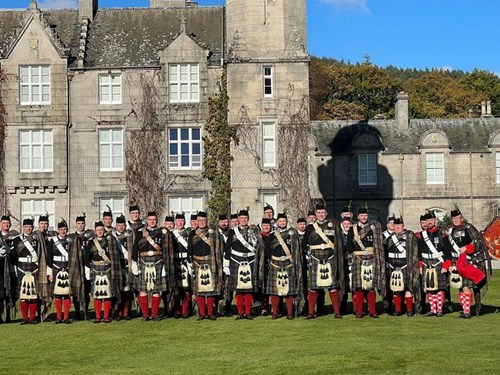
[1,272,499,374]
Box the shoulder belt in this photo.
[50,236,69,258]
[233,226,256,253]
[92,239,112,264]
[422,231,444,262]
[389,233,406,254]
[142,228,162,252]
[312,222,335,248]
[352,225,366,251]
[111,232,129,258]
[172,229,188,249]
[21,236,39,263]
[195,229,212,247]
[274,231,292,260]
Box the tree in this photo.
[459,69,500,116]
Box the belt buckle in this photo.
[363,250,368,255]
[27,255,32,263]
[320,244,325,250]
[147,250,153,256]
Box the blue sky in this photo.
[3,0,500,74]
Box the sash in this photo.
[446,228,462,257]
[93,239,111,264]
[142,228,162,252]
[383,230,391,239]
[233,227,256,253]
[274,231,292,260]
[312,222,334,248]
[50,236,69,259]
[21,236,39,263]
[196,229,212,247]
[172,229,188,249]
[112,231,129,258]
[389,233,407,255]
[352,225,367,251]
[422,231,444,262]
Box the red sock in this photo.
[197,296,206,317]
[244,294,253,316]
[352,292,358,314]
[354,290,364,316]
[20,301,29,321]
[428,293,436,314]
[393,295,402,313]
[151,295,161,318]
[63,298,72,321]
[235,294,244,315]
[54,298,63,320]
[436,291,444,314]
[94,299,102,320]
[123,293,132,317]
[329,290,341,316]
[285,296,294,317]
[139,295,149,318]
[405,296,413,313]
[103,300,111,320]
[28,302,38,321]
[270,296,280,316]
[207,297,215,316]
[307,290,318,316]
[464,292,472,315]
[367,290,377,315]
[182,292,191,316]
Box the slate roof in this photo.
[312,118,500,155]
[0,6,224,68]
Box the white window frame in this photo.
[262,121,276,168]
[429,208,445,222]
[19,130,53,172]
[263,193,278,213]
[168,128,202,170]
[263,66,273,98]
[168,196,204,218]
[99,74,122,104]
[21,199,55,230]
[496,152,500,184]
[20,65,51,105]
[99,128,124,172]
[99,197,125,218]
[358,153,377,186]
[169,64,200,103]
[426,152,444,185]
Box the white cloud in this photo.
[320,0,370,14]
[439,65,453,72]
[38,0,77,9]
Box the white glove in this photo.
[223,266,230,276]
[0,246,6,257]
[46,266,53,277]
[161,266,167,277]
[187,262,194,277]
[131,261,139,276]
[85,266,91,281]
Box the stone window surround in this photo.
[262,120,276,168]
[19,65,51,106]
[19,129,53,173]
[168,127,202,170]
[263,65,274,98]
[98,127,124,172]
[425,152,445,185]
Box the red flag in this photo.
[483,217,500,260]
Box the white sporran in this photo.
[20,274,37,300]
[197,265,214,293]
[449,265,463,289]
[179,263,189,288]
[276,269,289,296]
[94,273,111,299]
[316,261,333,287]
[361,263,373,290]
[389,269,404,292]
[54,270,71,295]
[237,262,253,290]
[424,268,438,292]
[144,263,156,292]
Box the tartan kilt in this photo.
[175,261,192,292]
[421,262,449,291]
[193,258,221,297]
[386,263,411,292]
[351,256,374,290]
[450,258,475,290]
[138,255,167,294]
[307,248,340,290]
[266,258,297,296]
[91,263,115,299]
[228,253,259,293]
[17,261,40,300]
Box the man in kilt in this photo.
[10,218,50,324]
[0,215,17,323]
[302,203,344,319]
[170,213,192,319]
[84,221,121,323]
[217,214,233,317]
[102,209,114,234]
[445,209,491,318]
[112,215,135,320]
[127,205,144,233]
[417,212,451,317]
[71,214,92,320]
[132,212,172,321]
[224,209,263,320]
[384,218,420,316]
[346,207,386,318]
[264,213,302,319]
[47,219,84,324]
[188,211,223,320]
[340,215,353,315]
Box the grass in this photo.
[1,272,499,374]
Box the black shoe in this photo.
[124,316,131,321]
[29,320,38,325]
[334,314,343,319]
[272,315,278,320]
[287,315,295,320]
[94,319,101,324]
[209,315,217,321]
[436,312,443,317]
[152,316,162,322]
[459,313,472,319]
[142,317,150,322]
[54,319,62,324]
[182,314,189,319]
[174,313,181,319]
[406,312,414,317]
[244,314,254,320]
[369,313,379,319]
[20,320,29,325]
[392,311,402,317]
[261,310,269,317]
[306,314,316,320]
[235,315,244,320]
[103,319,111,324]
[197,316,205,321]
[116,316,123,321]
[63,320,72,324]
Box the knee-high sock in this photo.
[138,295,149,318]
[285,296,294,317]
[94,299,102,320]
[63,298,72,321]
[54,298,63,321]
[270,296,280,316]
[307,290,318,316]
[458,292,465,312]
[393,294,402,313]
[151,295,161,318]
[207,297,215,316]
[427,293,436,314]
[123,292,133,317]
[197,296,206,317]
[463,292,472,315]
[436,291,444,314]
[367,290,377,315]
[28,302,38,321]
[354,290,364,316]
[103,299,111,320]
[182,292,191,316]
[235,294,244,315]
[20,300,29,321]
[405,296,413,313]
[329,290,341,316]
[352,292,357,314]
[244,294,253,316]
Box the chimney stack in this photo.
[481,100,493,118]
[395,92,409,129]
[79,0,98,21]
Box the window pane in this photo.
[192,143,200,155]
[181,143,189,154]
[192,128,200,140]
[181,155,189,167]
[100,130,110,142]
[43,131,52,142]
[101,144,110,157]
[169,129,178,141]
[112,130,122,142]
[169,143,178,155]
[101,156,110,169]
[180,129,189,140]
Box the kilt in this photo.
[386,258,411,292]
[52,266,72,297]
[421,261,448,292]
[228,250,259,293]
[17,261,39,300]
[451,258,475,290]
[91,262,114,299]
[307,248,340,290]
[266,257,297,296]
[351,256,374,290]
[138,254,167,294]
[174,256,192,292]
[193,256,220,297]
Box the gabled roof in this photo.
[312,118,500,155]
